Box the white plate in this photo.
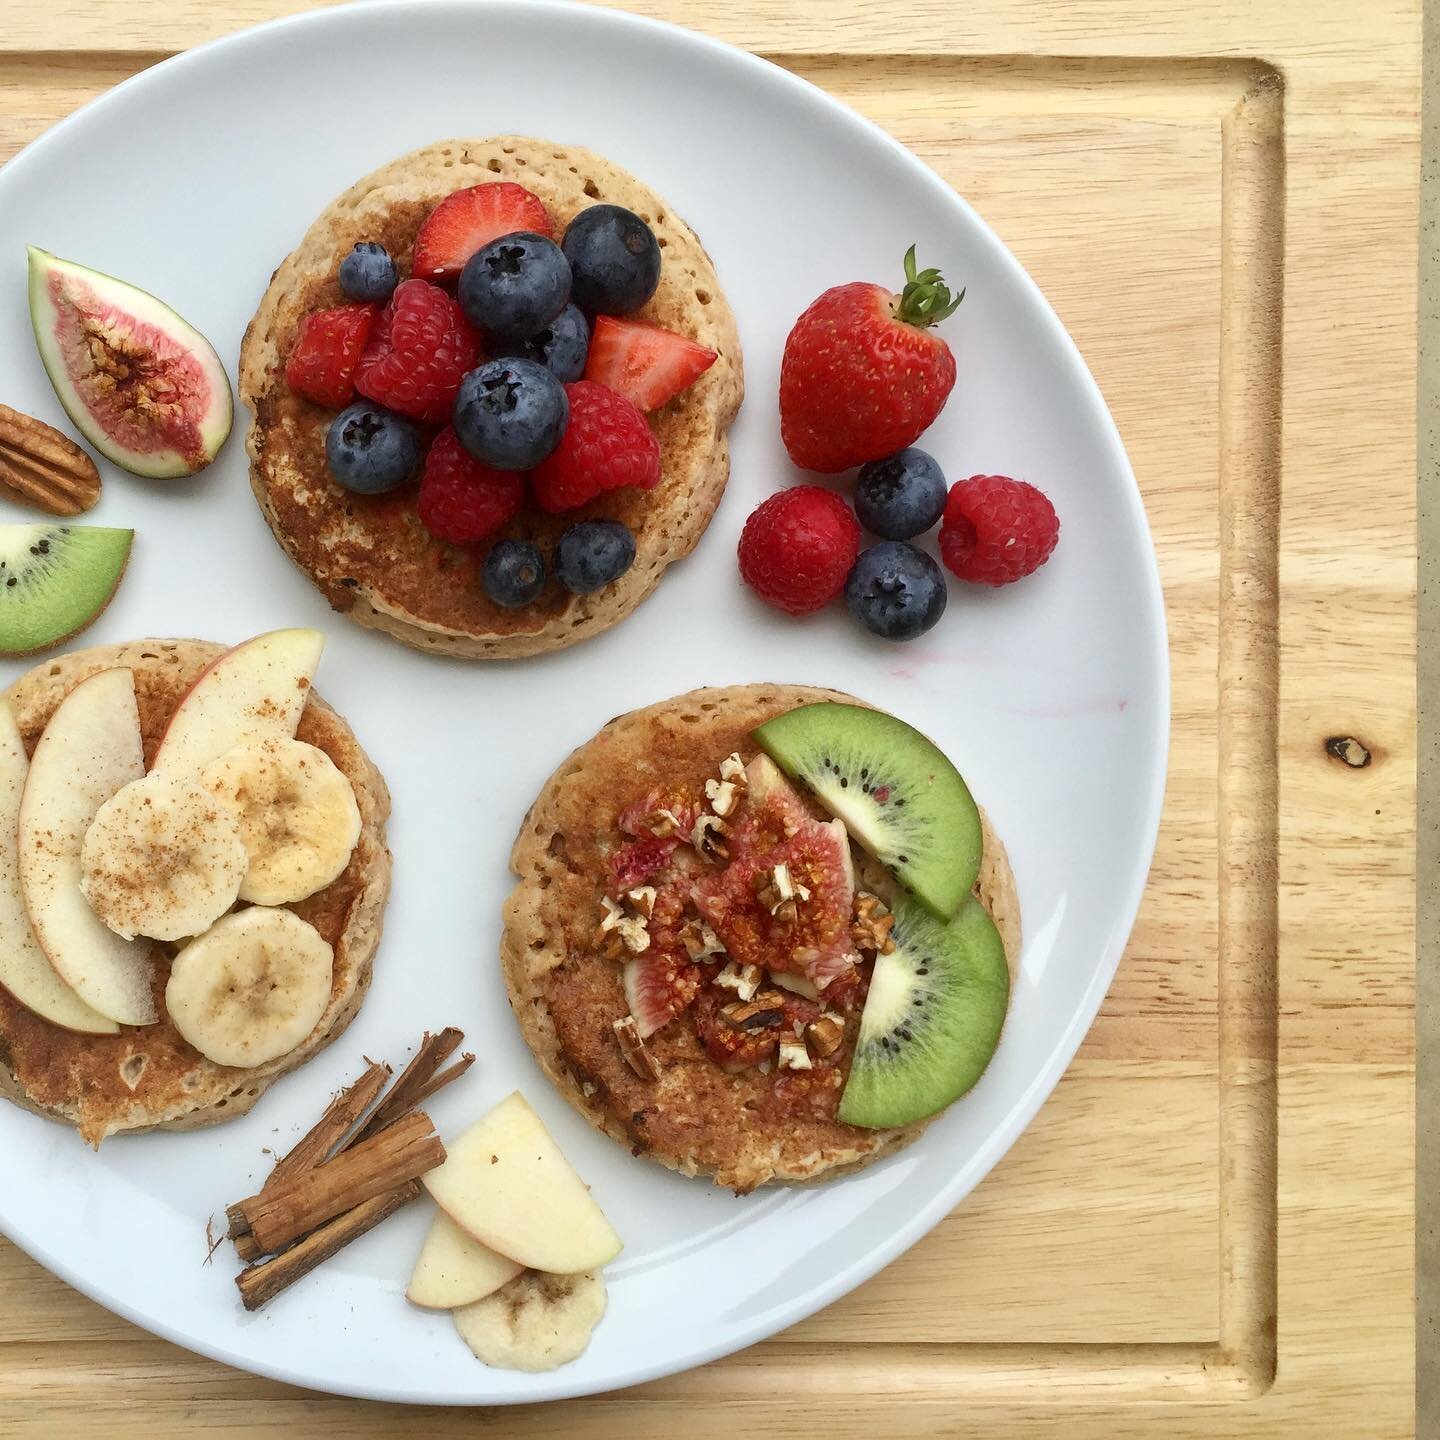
[0,0,1168,1404]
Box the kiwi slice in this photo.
[753,702,982,918]
[838,893,1009,1129]
[0,524,132,657]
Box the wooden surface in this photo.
[0,0,1419,1434]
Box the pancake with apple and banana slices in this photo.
[0,640,390,1145]
[503,685,1019,1193]
[240,136,743,659]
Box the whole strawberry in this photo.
[738,485,861,615]
[939,474,1059,586]
[417,427,524,544]
[780,247,961,473]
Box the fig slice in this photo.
[27,247,232,478]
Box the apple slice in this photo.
[407,1209,524,1309]
[0,701,116,1034]
[17,668,156,1025]
[150,628,324,774]
[424,1093,622,1274]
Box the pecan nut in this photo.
[720,992,787,1031]
[612,1015,661,1080]
[852,892,897,955]
[0,405,100,516]
[805,1013,846,1058]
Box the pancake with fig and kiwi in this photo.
[240,136,743,660]
[0,638,390,1145]
[503,685,1018,1193]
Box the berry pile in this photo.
[282,181,719,609]
[740,247,1060,640]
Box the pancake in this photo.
[0,640,391,1145]
[239,136,744,659]
[502,685,1019,1193]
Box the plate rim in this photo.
[0,0,1171,1403]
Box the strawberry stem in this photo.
[895,244,964,327]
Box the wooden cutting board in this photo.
[0,1,1418,1434]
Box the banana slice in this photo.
[200,737,361,906]
[165,906,333,1068]
[453,1270,607,1372]
[79,771,247,942]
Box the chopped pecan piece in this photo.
[679,918,726,961]
[718,752,748,786]
[777,1038,813,1071]
[642,807,684,838]
[720,992,787,1032]
[714,960,762,1002]
[755,862,810,925]
[851,892,897,955]
[625,885,657,917]
[770,897,799,927]
[595,895,649,956]
[805,1013,845,1058]
[691,813,730,862]
[612,1016,661,1080]
[704,777,740,817]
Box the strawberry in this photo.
[412,183,553,283]
[584,316,718,411]
[353,280,481,424]
[284,303,378,408]
[530,381,661,513]
[779,247,961,473]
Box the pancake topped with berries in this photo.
[239,136,742,659]
[502,685,1019,1193]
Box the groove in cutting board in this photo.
[1215,73,1284,1398]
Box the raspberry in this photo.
[530,380,661,513]
[354,279,481,423]
[737,486,861,615]
[417,427,524,544]
[939,475,1059,586]
[284,303,378,408]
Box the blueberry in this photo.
[483,539,547,608]
[458,232,571,341]
[324,403,420,494]
[493,303,590,382]
[561,205,661,315]
[554,520,636,595]
[453,358,569,470]
[854,448,948,540]
[337,242,397,304]
[844,541,948,641]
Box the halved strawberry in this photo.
[284,303,378,407]
[412,183,553,283]
[584,316,717,411]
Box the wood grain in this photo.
[0,0,1418,1435]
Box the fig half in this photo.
[28,247,232,478]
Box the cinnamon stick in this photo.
[396,1051,475,1115]
[347,1028,464,1147]
[235,1182,421,1312]
[268,1059,391,1190]
[232,1110,445,1256]
[227,1059,392,1241]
